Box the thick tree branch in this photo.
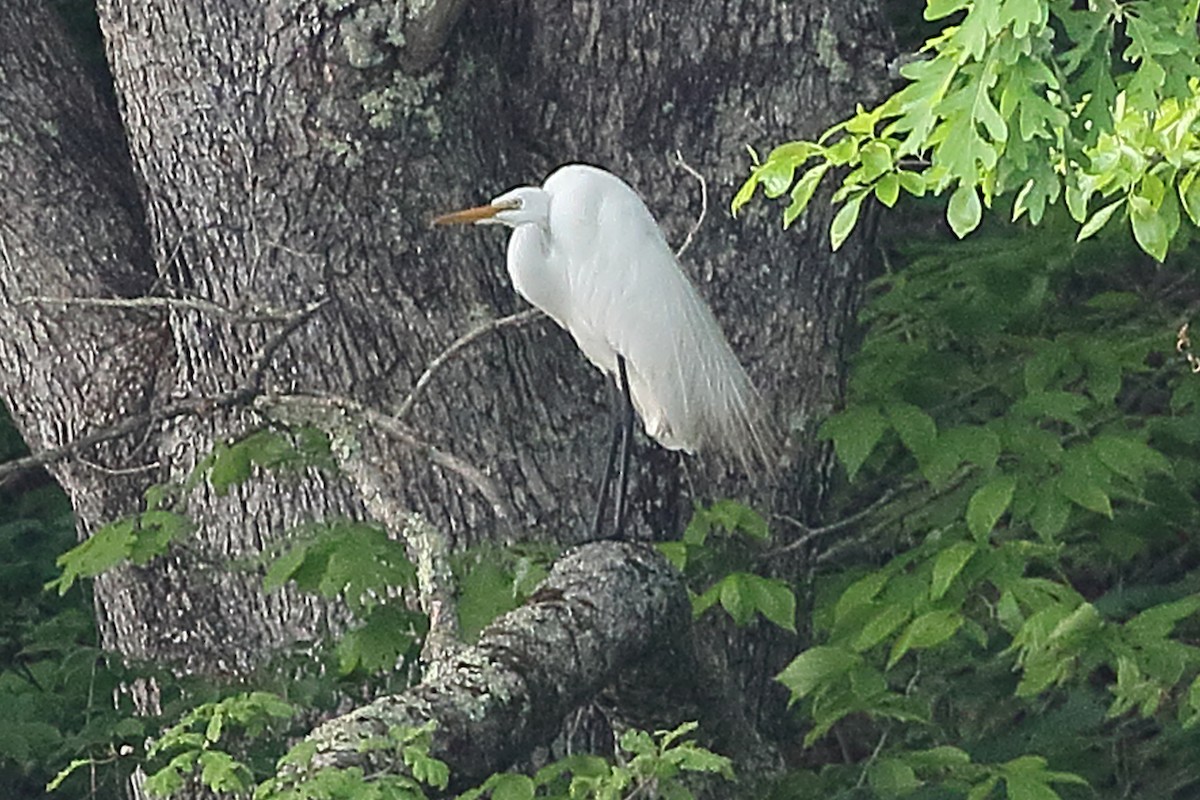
[299,541,690,792]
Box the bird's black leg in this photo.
[612,355,634,539]
[590,369,623,540]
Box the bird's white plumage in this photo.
[462,164,774,472]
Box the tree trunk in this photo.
[0,0,890,792]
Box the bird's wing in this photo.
[546,166,776,472]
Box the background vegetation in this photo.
[2,0,1199,798]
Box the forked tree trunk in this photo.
[0,0,890,794]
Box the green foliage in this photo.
[18,417,430,797]
[255,723,449,800]
[0,408,146,799]
[48,425,336,600]
[49,509,193,595]
[142,692,295,797]
[460,722,733,800]
[733,0,1200,261]
[661,501,797,632]
[192,426,335,496]
[772,207,1200,796]
[452,543,558,641]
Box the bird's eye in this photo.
[501,198,522,210]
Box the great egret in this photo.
[434,164,775,538]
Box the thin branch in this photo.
[0,298,329,484]
[76,457,161,476]
[17,294,317,324]
[246,299,331,389]
[762,486,899,559]
[0,391,250,484]
[394,308,543,421]
[365,405,516,522]
[262,392,516,522]
[671,150,708,262]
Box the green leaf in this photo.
[875,172,901,207]
[198,750,251,792]
[1092,436,1172,481]
[718,574,753,626]
[1181,166,1200,226]
[1056,471,1112,517]
[777,647,861,698]
[1125,595,1200,642]
[931,541,977,601]
[836,571,889,623]
[868,759,921,794]
[830,194,865,250]
[1012,391,1089,425]
[905,746,972,768]
[820,406,888,480]
[1130,192,1169,262]
[706,499,770,540]
[1077,198,1125,241]
[490,773,535,800]
[860,141,893,180]
[742,573,797,632]
[731,173,759,217]
[887,402,938,461]
[692,582,722,617]
[50,519,136,595]
[263,541,310,592]
[129,511,192,565]
[888,611,963,668]
[1003,773,1061,800]
[208,441,252,495]
[966,475,1016,538]
[947,184,983,238]
[926,0,970,21]
[968,777,1000,800]
[853,603,912,652]
[784,163,831,227]
[1024,342,1071,394]
[1029,487,1071,540]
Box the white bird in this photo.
[434,163,775,537]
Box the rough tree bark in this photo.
[0,0,890,794]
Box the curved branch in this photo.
[395,309,543,422]
[300,541,691,791]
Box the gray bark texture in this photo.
[0,0,891,793]
[304,541,691,791]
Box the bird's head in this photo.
[433,186,549,229]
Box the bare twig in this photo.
[0,391,250,484]
[76,457,161,476]
[0,298,329,483]
[671,150,708,262]
[18,294,317,324]
[395,308,543,420]
[246,299,331,389]
[856,730,890,787]
[762,486,898,559]
[263,392,515,522]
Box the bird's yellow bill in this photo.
[432,204,501,226]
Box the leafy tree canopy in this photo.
[735,0,1200,261]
